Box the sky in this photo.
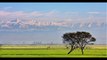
[0,3,106,44]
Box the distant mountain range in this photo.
[0,18,106,31]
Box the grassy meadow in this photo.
[0,44,107,58]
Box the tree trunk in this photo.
[68,49,73,54]
[81,47,84,55]
[68,45,74,54]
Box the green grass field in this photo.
[0,45,107,58]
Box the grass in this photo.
[0,45,107,58]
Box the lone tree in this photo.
[62,31,96,55]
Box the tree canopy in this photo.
[62,31,96,54]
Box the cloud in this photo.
[0,10,58,18]
[0,10,106,31]
[0,10,105,21]
[45,10,58,16]
[4,7,12,10]
[0,11,11,16]
[88,12,100,14]
[13,11,26,16]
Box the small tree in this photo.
[62,31,96,55]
